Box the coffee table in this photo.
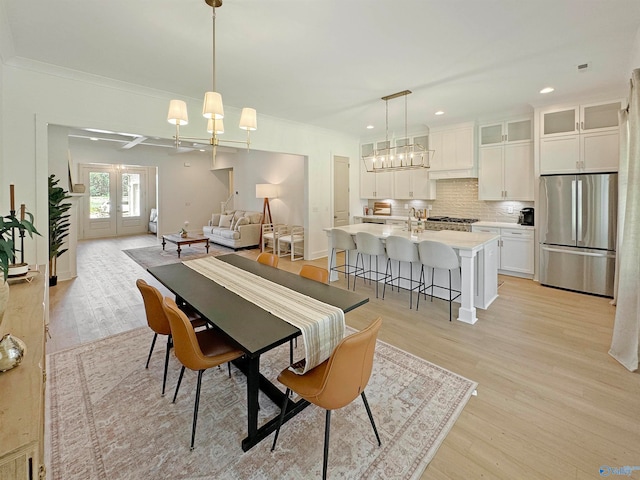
[161,233,210,258]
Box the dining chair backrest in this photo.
[385,236,419,263]
[299,264,329,283]
[136,279,171,336]
[307,317,382,410]
[257,252,279,267]
[418,240,460,270]
[162,297,209,371]
[355,231,386,256]
[331,228,356,251]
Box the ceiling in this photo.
[3,0,640,140]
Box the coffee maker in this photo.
[518,207,534,226]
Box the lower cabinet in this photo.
[0,269,47,480]
[472,226,534,277]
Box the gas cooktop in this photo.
[426,216,479,224]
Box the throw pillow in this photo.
[219,214,233,228]
[210,213,221,226]
[246,212,263,224]
[234,217,249,231]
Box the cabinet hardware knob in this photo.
[576,122,579,131]
[581,121,584,130]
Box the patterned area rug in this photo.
[47,327,477,479]
[122,243,237,270]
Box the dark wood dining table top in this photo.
[147,254,369,356]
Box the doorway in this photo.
[333,156,350,226]
[80,164,150,239]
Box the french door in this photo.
[80,164,149,238]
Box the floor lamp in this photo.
[256,184,278,244]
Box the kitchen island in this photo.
[324,223,500,324]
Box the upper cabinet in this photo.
[478,118,534,201]
[428,123,476,179]
[393,169,436,200]
[539,100,622,174]
[360,142,393,199]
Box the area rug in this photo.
[122,243,237,269]
[47,327,477,480]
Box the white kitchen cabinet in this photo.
[428,123,476,178]
[479,143,533,200]
[472,225,534,277]
[360,142,394,199]
[393,169,436,199]
[539,100,621,174]
[478,118,533,200]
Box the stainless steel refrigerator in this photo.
[539,173,617,297]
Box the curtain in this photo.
[609,68,640,371]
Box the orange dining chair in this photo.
[257,251,279,267]
[162,297,244,450]
[136,279,206,396]
[271,317,383,480]
[299,264,329,284]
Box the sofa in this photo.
[202,210,263,250]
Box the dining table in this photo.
[147,253,369,451]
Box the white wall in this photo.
[0,62,359,265]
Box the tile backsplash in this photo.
[367,178,534,222]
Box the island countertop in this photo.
[324,223,500,252]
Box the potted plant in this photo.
[1,204,39,327]
[48,175,72,287]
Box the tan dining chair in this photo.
[162,297,244,450]
[136,279,206,396]
[299,264,329,284]
[257,251,279,267]
[271,317,383,480]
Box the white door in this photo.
[333,156,349,226]
[81,164,149,238]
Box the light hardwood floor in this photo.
[48,235,640,479]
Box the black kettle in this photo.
[518,207,534,226]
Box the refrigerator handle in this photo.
[571,180,576,241]
[577,180,583,242]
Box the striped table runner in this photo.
[183,257,345,374]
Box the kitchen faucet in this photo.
[408,207,416,232]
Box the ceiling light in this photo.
[362,90,432,173]
[89,137,99,141]
[366,125,374,129]
[540,87,555,94]
[167,0,257,167]
[435,110,445,116]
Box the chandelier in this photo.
[167,0,257,166]
[362,90,432,173]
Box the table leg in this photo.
[162,237,166,251]
[205,240,210,253]
[177,245,181,258]
[246,355,260,441]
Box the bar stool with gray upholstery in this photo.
[354,231,389,298]
[382,235,421,309]
[328,228,362,289]
[417,240,461,321]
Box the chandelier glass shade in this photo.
[362,90,432,173]
[167,0,257,165]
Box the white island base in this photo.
[325,224,500,324]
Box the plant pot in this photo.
[49,276,58,287]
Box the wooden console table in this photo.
[0,268,47,480]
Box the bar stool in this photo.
[382,236,421,309]
[328,228,362,289]
[417,240,461,321]
[354,231,389,298]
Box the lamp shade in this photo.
[207,118,224,134]
[167,100,189,126]
[239,107,258,131]
[202,91,224,119]
[256,183,278,199]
